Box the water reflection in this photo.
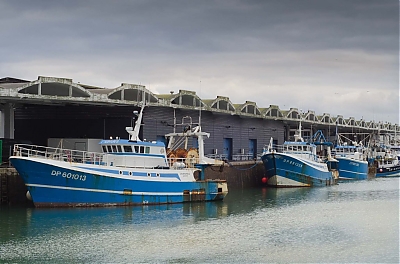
[2,180,396,243]
[0,202,229,244]
[0,187,317,244]
[0,187,332,244]
[0,178,398,263]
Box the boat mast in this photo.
[126,90,146,142]
[294,113,304,142]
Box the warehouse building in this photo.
[0,76,398,163]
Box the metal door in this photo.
[248,139,257,159]
[223,138,232,160]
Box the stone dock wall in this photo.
[0,168,34,207]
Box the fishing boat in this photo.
[261,121,338,187]
[367,133,400,177]
[372,145,400,177]
[332,134,368,180]
[9,104,228,207]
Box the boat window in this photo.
[140,146,144,153]
[145,147,150,154]
[107,145,112,152]
[123,146,133,152]
[102,146,107,152]
[117,145,122,152]
[112,145,117,152]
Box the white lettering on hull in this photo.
[51,170,87,181]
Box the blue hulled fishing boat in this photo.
[10,104,228,207]
[261,122,338,187]
[332,133,368,180]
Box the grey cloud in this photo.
[0,0,398,123]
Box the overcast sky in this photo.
[0,0,398,123]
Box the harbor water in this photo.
[0,178,399,263]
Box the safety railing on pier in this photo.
[206,153,261,161]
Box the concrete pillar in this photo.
[0,109,4,138]
[284,125,290,141]
[38,82,42,95]
[2,103,15,139]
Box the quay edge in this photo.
[0,167,34,207]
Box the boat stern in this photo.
[216,181,228,200]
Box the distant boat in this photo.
[332,133,368,180]
[261,121,338,187]
[373,145,400,177]
[367,133,400,177]
[9,104,228,207]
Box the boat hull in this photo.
[375,164,400,177]
[10,157,227,207]
[261,153,335,187]
[336,157,368,180]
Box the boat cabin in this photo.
[99,139,168,168]
[333,145,365,160]
[283,141,319,161]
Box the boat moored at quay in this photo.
[261,122,338,187]
[366,133,400,177]
[9,104,228,207]
[332,133,369,180]
[372,145,400,177]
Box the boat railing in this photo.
[12,144,201,170]
[263,143,325,162]
[12,144,108,165]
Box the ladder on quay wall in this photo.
[0,174,8,205]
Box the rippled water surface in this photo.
[0,178,399,263]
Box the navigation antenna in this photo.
[126,89,146,142]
